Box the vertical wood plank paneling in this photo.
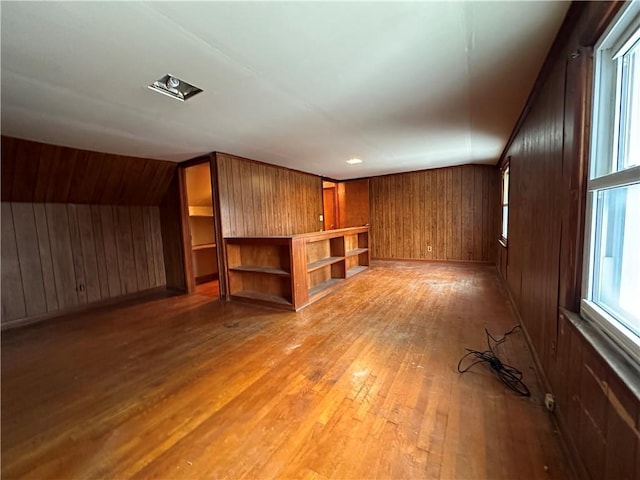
[159,173,187,291]
[494,5,636,479]
[393,174,403,259]
[219,155,233,237]
[11,203,47,316]
[46,203,78,309]
[505,56,565,375]
[150,207,166,287]
[76,205,101,303]
[142,207,158,288]
[130,206,150,291]
[436,169,446,260]
[1,203,27,321]
[450,167,462,260]
[603,375,639,479]
[421,172,430,259]
[100,205,123,298]
[411,172,421,258]
[216,153,322,238]
[369,165,497,261]
[114,206,138,294]
[429,171,438,260]
[231,158,245,236]
[67,204,87,304]
[2,200,167,327]
[481,170,490,262]
[33,203,59,311]
[461,166,474,260]
[90,205,111,299]
[473,169,484,260]
[338,179,370,229]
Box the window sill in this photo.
[560,307,640,399]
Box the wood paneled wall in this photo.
[215,153,323,237]
[370,165,498,262]
[1,202,165,327]
[337,179,370,228]
[498,2,639,479]
[1,136,176,205]
[159,171,190,292]
[505,56,565,375]
[0,136,174,327]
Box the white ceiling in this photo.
[1,1,569,180]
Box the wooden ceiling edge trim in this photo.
[497,1,625,169]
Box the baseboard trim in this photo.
[1,286,173,331]
[371,257,494,265]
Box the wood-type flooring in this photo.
[1,261,572,479]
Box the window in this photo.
[500,164,509,246]
[583,1,640,364]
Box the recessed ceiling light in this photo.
[346,158,363,165]
[148,74,203,102]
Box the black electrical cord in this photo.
[457,325,530,397]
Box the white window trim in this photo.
[499,163,509,248]
[581,0,640,367]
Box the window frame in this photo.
[581,0,640,366]
[499,162,510,248]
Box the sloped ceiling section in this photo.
[0,2,569,180]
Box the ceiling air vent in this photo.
[148,74,203,102]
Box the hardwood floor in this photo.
[1,261,572,479]
[195,279,220,298]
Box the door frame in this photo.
[178,154,227,297]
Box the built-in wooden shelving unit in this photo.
[188,205,218,284]
[225,226,369,310]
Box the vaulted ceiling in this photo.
[1,2,569,180]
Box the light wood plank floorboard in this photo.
[1,261,572,479]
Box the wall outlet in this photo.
[319,214,324,222]
[544,393,555,412]
[427,245,433,252]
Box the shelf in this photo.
[308,278,342,299]
[225,226,368,311]
[192,243,216,251]
[346,265,368,277]
[345,247,368,257]
[188,206,213,217]
[231,291,292,307]
[229,265,291,277]
[307,256,343,273]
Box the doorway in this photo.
[322,180,338,230]
[322,179,370,231]
[184,162,219,298]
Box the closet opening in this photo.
[184,162,219,298]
